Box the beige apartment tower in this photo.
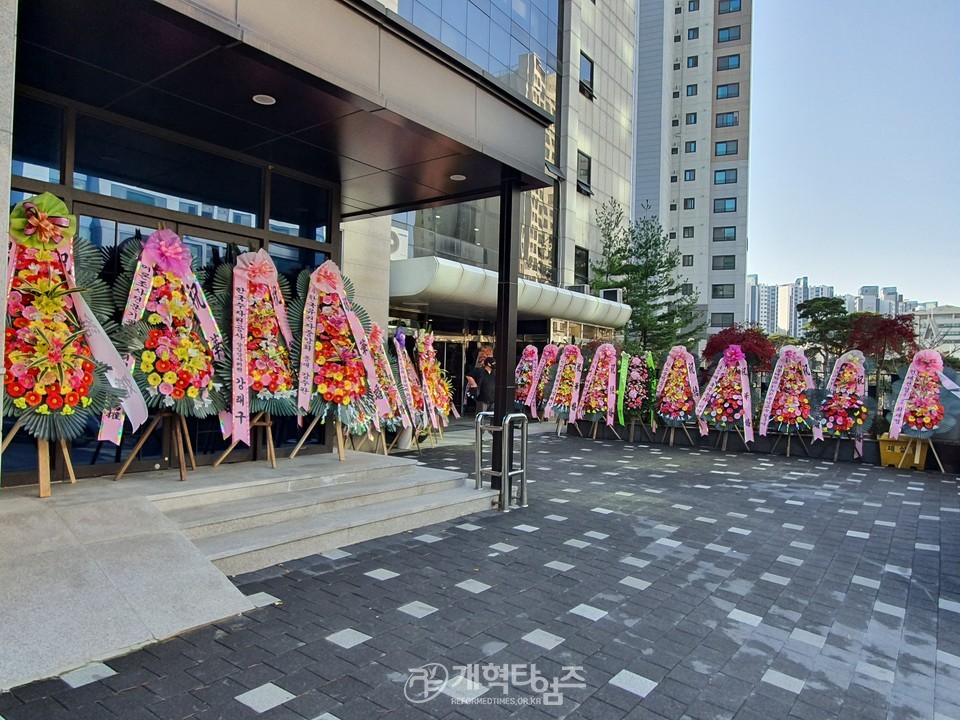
[633,0,752,333]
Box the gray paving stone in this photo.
[234,681,295,713]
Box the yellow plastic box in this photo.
[878,433,928,470]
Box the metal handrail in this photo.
[474,411,528,511]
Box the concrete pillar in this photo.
[340,216,391,330]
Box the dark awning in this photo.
[16,0,552,218]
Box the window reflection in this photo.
[73,116,261,229]
[269,241,328,286]
[12,96,62,184]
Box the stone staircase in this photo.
[156,451,496,576]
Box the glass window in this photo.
[711,312,734,327]
[718,26,741,42]
[12,96,63,184]
[684,169,696,181]
[670,203,678,211]
[713,226,737,242]
[671,147,680,155]
[682,283,694,296]
[683,226,695,238]
[682,254,694,267]
[73,116,262,228]
[669,230,677,238]
[269,241,328,286]
[688,27,699,40]
[672,118,680,127]
[712,255,736,270]
[687,55,698,68]
[715,140,739,157]
[714,169,738,184]
[714,198,737,213]
[717,83,740,99]
[674,62,682,70]
[574,246,589,285]
[674,35,682,43]
[683,198,695,210]
[715,111,739,128]
[688,0,699,10]
[576,151,592,194]
[686,112,697,125]
[712,284,735,299]
[719,0,741,13]
[685,141,697,153]
[671,175,678,183]
[686,84,698,97]
[717,54,741,71]
[580,52,595,98]
[268,173,332,242]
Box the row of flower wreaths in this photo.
[6,192,959,455]
[4,193,456,449]
[515,338,960,446]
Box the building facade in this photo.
[1,0,555,481]
[633,0,752,333]
[387,0,635,359]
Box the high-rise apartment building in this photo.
[634,0,752,334]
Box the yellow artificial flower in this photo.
[163,371,178,384]
[148,313,162,324]
[187,387,199,398]
[152,276,165,288]
[142,350,156,363]
[141,362,154,373]
[147,373,163,387]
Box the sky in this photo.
[747,1,960,306]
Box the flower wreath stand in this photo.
[813,351,872,463]
[4,194,146,496]
[368,324,411,456]
[110,229,225,481]
[525,343,559,421]
[393,327,428,453]
[759,346,818,458]
[577,344,621,440]
[696,345,754,453]
[543,345,584,437]
[289,262,387,462]
[654,346,705,448]
[207,250,299,469]
[618,351,657,443]
[888,350,960,473]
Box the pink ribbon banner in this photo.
[544,346,583,422]
[526,343,558,419]
[393,331,422,428]
[577,344,617,427]
[759,346,817,438]
[220,250,293,446]
[695,347,754,442]
[370,324,412,429]
[50,241,149,442]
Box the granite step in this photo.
[150,451,419,512]
[196,483,497,576]
[170,466,469,540]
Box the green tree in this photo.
[591,200,706,358]
[797,297,852,374]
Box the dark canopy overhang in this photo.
[15,0,552,218]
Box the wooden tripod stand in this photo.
[115,411,195,482]
[1,418,76,497]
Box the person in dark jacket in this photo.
[466,357,496,414]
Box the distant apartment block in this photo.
[634,0,752,333]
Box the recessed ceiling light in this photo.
[449,174,467,181]
[252,94,276,106]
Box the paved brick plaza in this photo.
[2,432,959,720]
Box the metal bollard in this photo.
[474,411,494,489]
